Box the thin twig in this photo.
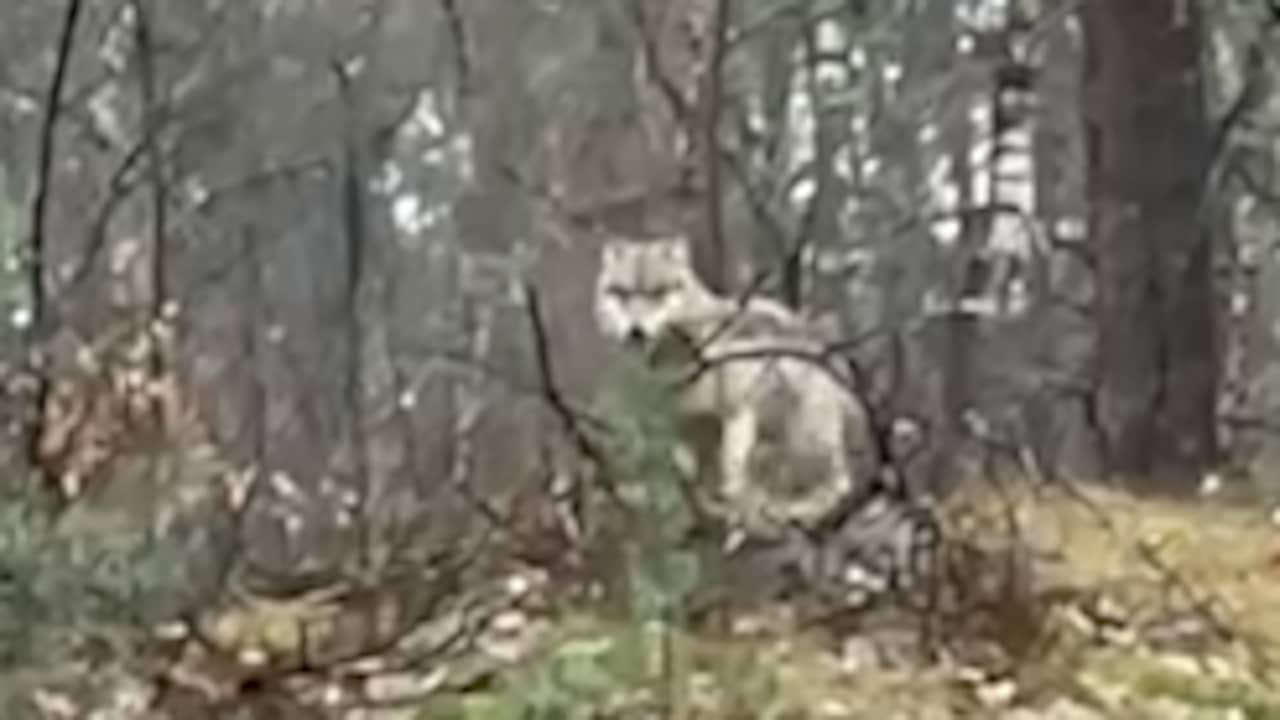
[439,0,471,100]
[131,0,170,390]
[521,284,610,470]
[24,0,85,486]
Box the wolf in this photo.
[593,235,877,534]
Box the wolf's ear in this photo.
[658,236,692,265]
[600,238,624,265]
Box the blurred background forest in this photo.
[3,0,1280,717]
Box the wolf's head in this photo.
[594,236,711,349]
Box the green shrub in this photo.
[418,353,721,718]
[0,458,236,714]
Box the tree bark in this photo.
[636,0,730,293]
[1081,0,1218,491]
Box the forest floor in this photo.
[413,481,1280,720]
[58,478,1280,719]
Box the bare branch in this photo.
[521,284,610,469]
[24,0,85,488]
[130,0,171,389]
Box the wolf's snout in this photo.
[624,326,647,346]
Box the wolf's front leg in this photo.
[671,443,700,482]
[719,408,787,538]
[719,408,757,504]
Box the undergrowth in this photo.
[417,355,743,719]
[0,453,235,716]
[419,463,1280,719]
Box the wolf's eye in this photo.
[645,284,678,301]
[605,285,631,299]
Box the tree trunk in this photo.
[1031,8,1093,480]
[636,0,730,293]
[1081,0,1218,491]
